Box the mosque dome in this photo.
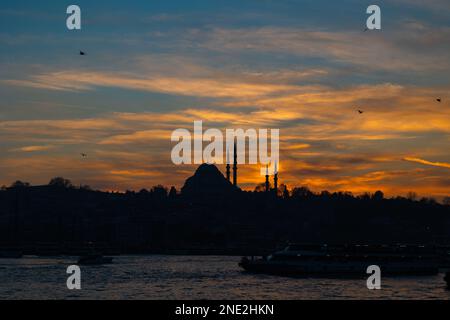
[181,164,236,197]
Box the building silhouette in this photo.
[181,163,236,198]
[233,140,238,187]
[274,161,278,194]
[183,140,280,195]
[226,148,231,182]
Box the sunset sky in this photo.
[1,0,449,200]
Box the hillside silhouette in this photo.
[0,164,449,255]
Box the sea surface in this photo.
[0,255,449,300]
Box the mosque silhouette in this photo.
[181,142,279,197]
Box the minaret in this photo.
[265,165,270,192]
[274,161,278,194]
[233,140,238,187]
[226,148,231,182]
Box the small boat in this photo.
[239,243,442,277]
[77,254,113,266]
[445,272,450,289]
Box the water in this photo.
[0,256,449,300]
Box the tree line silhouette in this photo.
[0,175,449,255]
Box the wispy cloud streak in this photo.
[404,157,450,169]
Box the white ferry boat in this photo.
[239,244,450,277]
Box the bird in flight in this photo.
[79,51,86,56]
[80,153,88,158]
[357,110,364,114]
[436,98,442,103]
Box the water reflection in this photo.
[0,256,449,300]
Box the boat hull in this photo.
[445,273,450,289]
[239,260,439,277]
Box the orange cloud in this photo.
[1,78,449,199]
[2,71,302,99]
[110,170,165,177]
[403,157,450,169]
[12,145,55,152]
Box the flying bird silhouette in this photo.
[357,110,364,114]
[436,98,442,102]
[80,153,88,158]
[79,51,86,56]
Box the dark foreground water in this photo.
[0,255,449,300]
